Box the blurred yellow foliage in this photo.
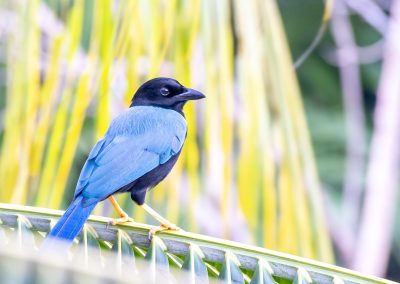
[0,0,332,262]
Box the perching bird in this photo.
[44,77,205,244]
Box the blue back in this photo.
[74,106,187,204]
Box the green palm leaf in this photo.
[0,204,393,284]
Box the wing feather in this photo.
[73,106,187,203]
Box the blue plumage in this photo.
[45,196,96,241]
[43,77,204,248]
[75,106,187,205]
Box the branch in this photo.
[330,0,366,258]
[352,0,400,276]
[323,40,384,66]
[345,0,388,35]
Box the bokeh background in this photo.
[0,0,399,281]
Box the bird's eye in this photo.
[160,87,170,96]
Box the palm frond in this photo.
[0,204,392,284]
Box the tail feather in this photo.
[45,196,97,242]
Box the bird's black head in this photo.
[130,77,205,114]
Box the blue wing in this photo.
[74,106,187,205]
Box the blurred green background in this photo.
[280,0,400,280]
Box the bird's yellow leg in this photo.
[140,203,181,237]
[108,196,134,225]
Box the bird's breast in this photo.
[108,106,187,137]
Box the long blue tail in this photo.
[44,196,97,244]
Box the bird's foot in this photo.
[107,212,134,229]
[148,222,182,240]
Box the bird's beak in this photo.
[178,88,206,101]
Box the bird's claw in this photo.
[147,223,182,240]
[106,215,134,229]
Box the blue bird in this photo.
[44,77,205,244]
